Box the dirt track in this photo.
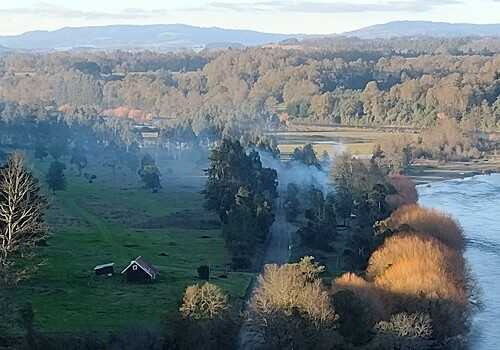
[238,193,296,349]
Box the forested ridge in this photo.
[0,35,499,131]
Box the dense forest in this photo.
[0,36,499,131]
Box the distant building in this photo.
[94,263,114,276]
[132,124,161,148]
[121,256,159,282]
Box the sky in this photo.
[0,0,499,36]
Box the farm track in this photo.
[238,194,296,350]
[58,193,125,259]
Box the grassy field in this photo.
[271,126,412,159]
[9,157,252,333]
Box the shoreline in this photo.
[407,156,500,185]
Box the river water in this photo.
[418,174,500,349]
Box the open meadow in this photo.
[8,156,252,334]
[272,125,416,159]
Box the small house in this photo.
[121,256,159,282]
[94,263,114,276]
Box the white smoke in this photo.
[257,150,333,193]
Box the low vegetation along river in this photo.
[418,174,500,350]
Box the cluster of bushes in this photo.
[333,204,472,348]
[251,188,464,348]
[373,116,496,173]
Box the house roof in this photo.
[121,256,160,278]
[94,263,114,270]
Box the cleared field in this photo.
[9,158,252,333]
[271,126,414,158]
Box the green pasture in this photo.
[9,158,252,333]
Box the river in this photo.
[418,174,500,349]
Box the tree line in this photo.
[204,139,278,269]
[0,37,498,132]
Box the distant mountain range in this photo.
[0,21,499,51]
[345,21,500,39]
[0,24,302,51]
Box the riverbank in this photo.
[408,156,500,185]
[418,174,500,349]
[272,125,500,186]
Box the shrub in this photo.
[373,246,467,306]
[385,174,418,210]
[373,312,434,349]
[376,312,432,339]
[332,290,375,345]
[251,258,334,325]
[366,233,465,285]
[175,282,239,349]
[332,272,385,321]
[247,309,341,350]
[372,238,469,340]
[197,265,210,280]
[248,257,338,349]
[386,204,465,251]
[171,314,239,350]
[180,282,228,320]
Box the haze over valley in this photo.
[0,1,499,349]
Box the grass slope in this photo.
[11,159,252,333]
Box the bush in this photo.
[248,257,338,349]
[372,236,469,340]
[373,313,434,349]
[386,204,465,251]
[251,257,334,325]
[174,282,238,349]
[339,230,471,342]
[366,233,465,286]
[373,244,467,306]
[170,314,239,350]
[385,175,418,210]
[179,282,228,320]
[247,309,341,350]
[197,265,210,280]
[332,272,385,321]
[332,290,375,345]
[376,312,432,339]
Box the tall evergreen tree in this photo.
[46,161,66,194]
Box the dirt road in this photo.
[238,193,296,350]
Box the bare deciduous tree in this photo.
[0,153,47,283]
